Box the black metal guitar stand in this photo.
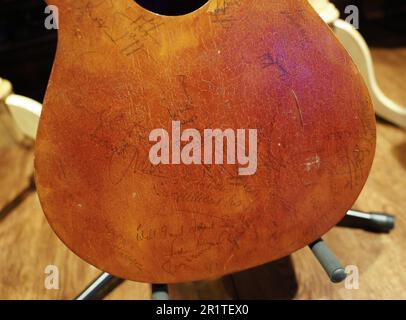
[75,275,169,300]
[74,209,395,300]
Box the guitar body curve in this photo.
[35,0,376,283]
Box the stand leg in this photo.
[75,272,124,300]
[309,239,347,283]
[338,209,396,233]
[152,284,169,300]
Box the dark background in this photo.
[0,0,405,102]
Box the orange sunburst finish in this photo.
[35,0,376,283]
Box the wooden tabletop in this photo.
[0,47,405,300]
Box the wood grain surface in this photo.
[0,46,404,300]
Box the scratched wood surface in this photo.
[35,0,377,284]
[0,47,405,300]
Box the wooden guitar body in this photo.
[35,0,376,283]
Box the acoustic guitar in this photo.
[35,0,376,283]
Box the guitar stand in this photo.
[74,209,395,300]
[75,274,169,301]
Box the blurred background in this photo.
[0,0,405,300]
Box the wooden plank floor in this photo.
[0,48,405,300]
